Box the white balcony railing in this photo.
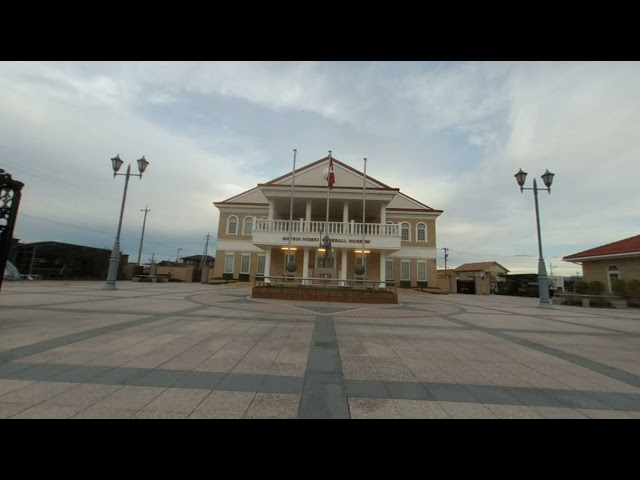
[254,219,400,237]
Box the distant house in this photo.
[563,234,640,293]
[180,255,215,268]
[453,261,509,295]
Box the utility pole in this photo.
[201,233,211,269]
[137,205,150,265]
[442,247,449,272]
[549,262,554,276]
[150,252,155,264]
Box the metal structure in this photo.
[137,205,150,265]
[105,154,149,289]
[514,168,555,309]
[0,169,24,292]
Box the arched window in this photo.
[608,264,620,293]
[243,217,254,235]
[401,222,410,242]
[416,223,427,242]
[227,215,238,235]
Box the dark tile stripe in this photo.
[444,316,640,389]
[0,305,211,365]
[298,316,350,419]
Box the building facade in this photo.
[212,156,443,287]
[563,234,640,293]
[452,261,509,295]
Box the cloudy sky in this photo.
[2,61,638,275]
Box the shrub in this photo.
[611,278,627,297]
[573,281,588,294]
[627,279,640,295]
[588,281,605,295]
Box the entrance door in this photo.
[457,280,476,294]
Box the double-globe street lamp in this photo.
[514,168,555,309]
[105,154,149,290]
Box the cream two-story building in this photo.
[212,156,443,288]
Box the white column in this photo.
[268,199,275,220]
[264,247,272,283]
[380,204,386,224]
[341,248,348,285]
[306,200,312,221]
[303,248,309,284]
[379,252,387,288]
[343,201,349,222]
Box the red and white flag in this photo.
[327,156,335,190]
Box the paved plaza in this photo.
[0,280,639,419]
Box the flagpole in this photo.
[286,149,297,273]
[325,150,332,236]
[356,158,367,276]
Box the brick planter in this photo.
[252,286,398,304]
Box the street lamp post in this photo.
[514,168,555,309]
[104,154,149,290]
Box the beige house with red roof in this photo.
[212,155,443,287]
[563,234,640,293]
[452,261,509,295]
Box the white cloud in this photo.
[1,61,638,278]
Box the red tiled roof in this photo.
[453,262,509,273]
[563,234,640,261]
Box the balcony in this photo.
[252,219,401,250]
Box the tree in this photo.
[588,281,604,295]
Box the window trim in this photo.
[416,222,427,243]
[607,264,620,293]
[417,260,427,282]
[227,215,239,235]
[240,254,251,274]
[242,216,254,236]
[385,259,394,281]
[401,222,410,242]
[257,255,266,275]
[224,253,235,274]
[400,259,410,281]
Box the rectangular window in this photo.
[257,255,265,275]
[417,227,426,242]
[417,261,427,282]
[385,259,394,281]
[401,225,409,241]
[224,254,234,274]
[401,260,410,281]
[240,255,250,274]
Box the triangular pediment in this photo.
[267,157,391,190]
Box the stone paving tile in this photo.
[231,361,274,375]
[42,384,121,407]
[131,410,190,419]
[267,362,307,377]
[188,412,242,419]
[349,398,402,419]
[192,390,256,416]
[0,402,32,418]
[91,386,166,410]
[0,379,34,396]
[484,404,544,419]
[577,409,634,419]
[341,365,382,381]
[393,399,450,419]
[437,401,498,419]
[244,393,300,418]
[531,407,589,419]
[72,407,138,419]
[11,404,86,419]
[128,369,189,388]
[195,357,242,373]
[375,366,419,382]
[0,381,77,405]
[142,388,210,413]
